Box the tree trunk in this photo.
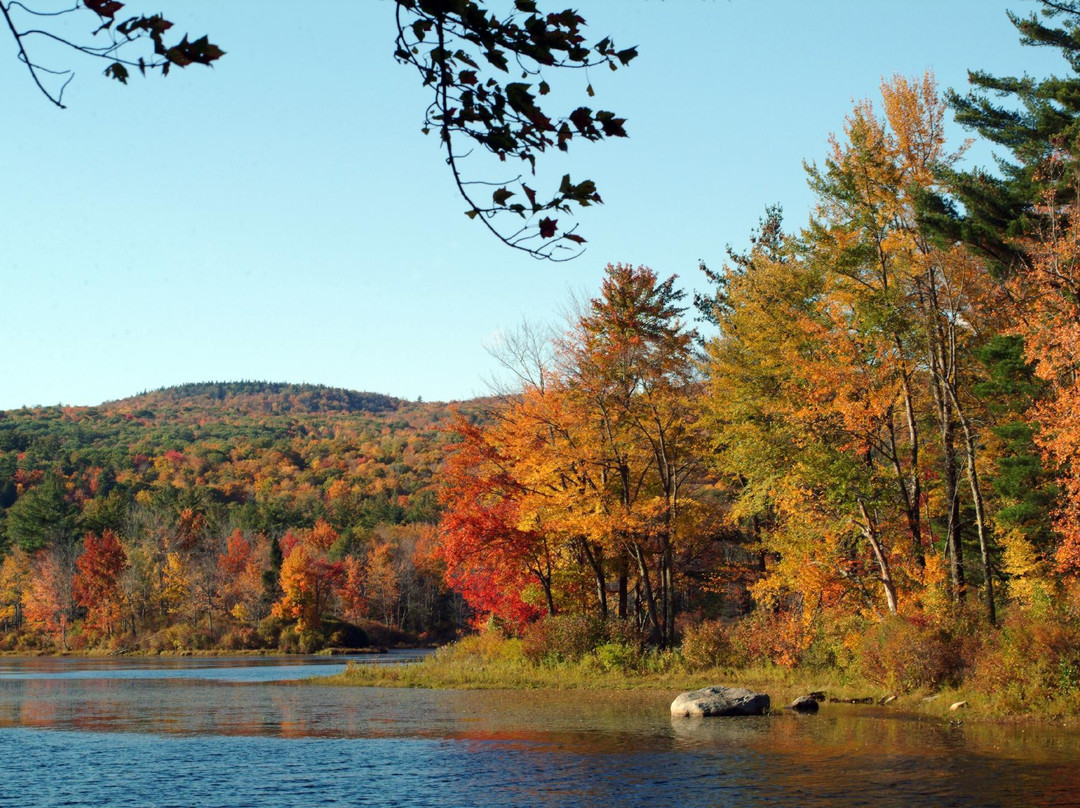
[629,542,661,644]
[578,538,608,620]
[944,382,996,625]
[858,499,898,615]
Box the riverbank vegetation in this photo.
[6,2,1080,720]
[328,609,1080,722]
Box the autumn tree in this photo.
[272,520,344,631]
[438,414,553,628]
[557,263,706,644]
[24,542,78,649]
[0,546,31,631]
[701,76,1004,622]
[439,263,710,644]
[73,529,127,640]
[216,529,271,624]
[1007,168,1080,581]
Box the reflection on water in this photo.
[0,656,1077,807]
[0,648,429,682]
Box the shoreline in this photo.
[0,646,406,658]
[3,645,1074,727]
[318,653,1080,728]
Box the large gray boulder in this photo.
[670,686,770,717]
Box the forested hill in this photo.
[0,382,481,546]
[108,382,402,416]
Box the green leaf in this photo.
[492,187,515,206]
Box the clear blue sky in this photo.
[0,1,1066,409]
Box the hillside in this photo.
[0,382,495,650]
[0,382,484,537]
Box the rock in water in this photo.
[670,686,770,717]
[788,696,819,713]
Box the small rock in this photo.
[879,695,897,705]
[806,691,827,703]
[789,696,819,713]
[949,700,968,711]
[922,694,941,703]
[670,686,771,717]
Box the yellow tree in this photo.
[272,521,344,631]
[803,73,995,616]
[0,547,31,630]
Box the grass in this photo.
[316,632,1080,726]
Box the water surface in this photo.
[0,655,1075,807]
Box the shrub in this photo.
[680,619,736,671]
[436,629,525,665]
[258,616,285,647]
[856,616,963,693]
[604,617,646,650]
[589,641,640,673]
[521,614,642,666]
[521,614,604,664]
[727,609,813,668]
[969,605,1080,714]
[220,627,259,650]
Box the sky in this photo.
[0,0,1069,409]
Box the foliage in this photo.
[73,529,127,639]
[394,0,634,258]
[0,0,222,108]
[0,382,463,650]
[679,619,736,671]
[855,616,965,693]
[438,263,712,646]
[968,592,1080,715]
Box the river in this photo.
[0,655,1075,807]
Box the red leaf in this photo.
[85,0,123,17]
[522,184,538,209]
[539,217,558,239]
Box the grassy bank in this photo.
[320,631,1078,725]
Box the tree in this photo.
[5,474,78,552]
[701,76,1005,622]
[438,414,551,628]
[25,542,78,649]
[73,529,127,639]
[0,546,31,630]
[1007,174,1080,582]
[438,263,710,643]
[560,263,706,644]
[272,520,344,631]
[5,0,634,260]
[946,1,1080,276]
[217,529,271,624]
